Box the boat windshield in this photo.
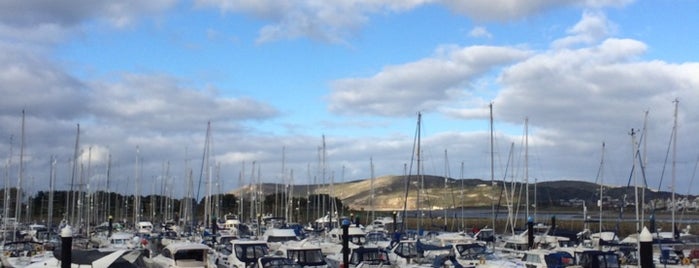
[287,249,326,266]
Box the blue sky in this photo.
[2,0,699,200]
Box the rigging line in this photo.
[195,121,211,226]
[679,155,699,223]
[495,142,514,234]
[401,112,420,231]
[649,118,675,228]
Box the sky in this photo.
[1,0,699,200]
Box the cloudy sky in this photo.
[1,0,698,199]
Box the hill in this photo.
[229,175,692,211]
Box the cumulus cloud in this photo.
[88,74,279,134]
[328,45,531,116]
[491,27,699,184]
[0,0,176,45]
[552,11,617,49]
[439,0,632,21]
[0,44,88,119]
[469,26,493,39]
[195,0,433,44]
[0,0,176,28]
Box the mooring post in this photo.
[527,217,534,249]
[639,227,653,268]
[61,225,72,268]
[108,215,113,238]
[342,218,350,268]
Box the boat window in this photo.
[600,253,620,268]
[350,249,389,265]
[235,244,269,261]
[288,249,324,264]
[174,249,205,261]
[524,254,541,263]
[161,249,172,258]
[350,235,366,245]
[267,236,298,243]
[395,243,417,258]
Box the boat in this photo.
[1,240,52,267]
[326,246,394,268]
[255,256,301,268]
[25,248,149,268]
[283,245,328,267]
[150,242,215,267]
[215,239,269,268]
[136,221,154,236]
[519,249,575,268]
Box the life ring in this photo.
[682,257,690,265]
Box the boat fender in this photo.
[682,257,690,265]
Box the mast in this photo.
[597,142,606,234]
[630,128,640,232]
[370,157,375,222]
[134,146,141,227]
[85,146,92,235]
[671,99,678,235]
[443,149,448,228]
[4,135,12,242]
[106,153,112,223]
[48,156,56,237]
[321,135,327,224]
[489,103,495,232]
[15,110,25,235]
[460,161,465,231]
[417,112,423,233]
[239,161,244,219]
[641,111,648,225]
[69,124,80,225]
[525,117,530,221]
[280,146,286,217]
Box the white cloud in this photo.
[192,0,636,45]
[438,0,632,21]
[0,0,176,46]
[0,43,87,119]
[490,32,699,184]
[552,11,617,49]
[195,0,433,44]
[469,26,492,38]
[328,45,531,116]
[88,74,279,134]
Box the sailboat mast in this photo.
[460,161,465,231]
[48,156,56,236]
[134,146,141,227]
[641,111,648,225]
[489,103,495,233]
[321,135,327,224]
[4,136,12,242]
[106,153,112,223]
[671,99,678,235]
[15,110,25,234]
[443,149,448,228]
[239,161,244,220]
[416,112,422,233]
[598,142,605,234]
[630,128,639,232]
[525,117,529,221]
[370,157,375,222]
[280,146,286,217]
[69,124,80,225]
